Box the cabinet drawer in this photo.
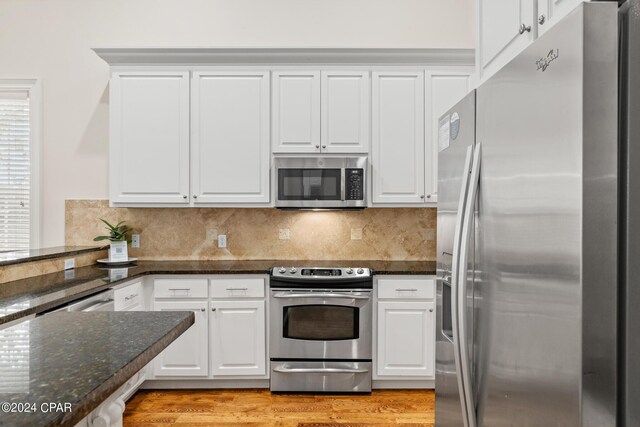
[210,278,265,299]
[114,281,143,311]
[154,278,208,299]
[377,278,435,300]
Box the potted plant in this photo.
[93,219,134,262]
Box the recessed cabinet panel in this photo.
[538,0,584,36]
[321,71,370,153]
[272,71,321,153]
[371,72,425,204]
[377,301,435,377]
[110,72,190,204]
[192,72,270,203]
[210,300,266,376]
[153,301,209,377]
[478,0,535,81]
[424,71,473,202]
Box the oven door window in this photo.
[278,169,342,201]
[283,305,359,341]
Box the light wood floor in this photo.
[123,389,435,426]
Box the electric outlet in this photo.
[351,228,363,240]
[64,258,75,270]
[131,234,140,248]
[218,234,227,248]
[279,228,290,240]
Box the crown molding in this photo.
[92,47,475,67]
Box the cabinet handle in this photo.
[396,288,418,292]
[124,293,138,301]
[200,308,205,312]
[226,287,248,291]
[519,23,532,34]
[539,14,546,25]
[169,288,190,291]
[211,308,216,312]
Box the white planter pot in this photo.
[109,241,129,262]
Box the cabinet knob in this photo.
[200,308,205,312]
[315,145,320,149]
[183,195,187,199]
[322,145,327,149]
[426,194,431,199]
[429,308,433,313]
[539,14,546,25]
[519,23,532,34]
[420,195,425,199]
[193,195,197,199]
[211,308,216,312]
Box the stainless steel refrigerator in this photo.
[436,1,639,426]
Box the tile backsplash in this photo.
[65,200,436,261]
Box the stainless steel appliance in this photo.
[435,2,637,426]
[39,288,115,314]
[269,267,373,392]
[273,156,367,209]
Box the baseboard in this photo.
[141,379,270,389]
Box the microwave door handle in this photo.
[341,168,346,201]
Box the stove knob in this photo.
[278,267,286,274]
[289,267,297,274]
[346,268,354,274]
[357,268,365,275]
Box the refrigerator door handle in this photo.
[458,143,481,427]
[451,145,474,427]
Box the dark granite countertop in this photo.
[0,246,106,267]
[0,311,194,427]
[0,260,435,325]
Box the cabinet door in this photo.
[321,71,370,153]
[110,71,190,204]
[377,301,435,377]
[537,0,585,36]
[477,0,536,81]
[371,71,425,204]
[424,70,473,203]
[272,71,321,153]
[192,71,270,203]
[153,301,209,377]
[210,300,266,376]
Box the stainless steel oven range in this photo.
[269,267,373,393]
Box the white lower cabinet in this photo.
[375,277,436,380]
[210,300,266,376]
[153,300,209,377]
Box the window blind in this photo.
[0,92,30,251]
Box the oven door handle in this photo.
[272,292,370,300]
[273,367,369,374]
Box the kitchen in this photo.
[0,0,637,426]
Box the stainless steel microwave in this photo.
[274,156,367,209]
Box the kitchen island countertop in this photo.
[0,311,194,427]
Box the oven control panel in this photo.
[272,267,371,280]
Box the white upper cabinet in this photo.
[110,71,190,204]
[371,71,425,204]
[424,69,473,203]
[191,71,270,204]
[321,71,370,153]
[272,71,321,153]
[538,0,585,36]
[477,0,536,82]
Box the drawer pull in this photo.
[396,288,418,292]
[169,288,190,292]
[124,293,138,301]
[225,287,249,291]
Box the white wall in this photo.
[0,0,474,247]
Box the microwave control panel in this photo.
[345,168,364,200]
